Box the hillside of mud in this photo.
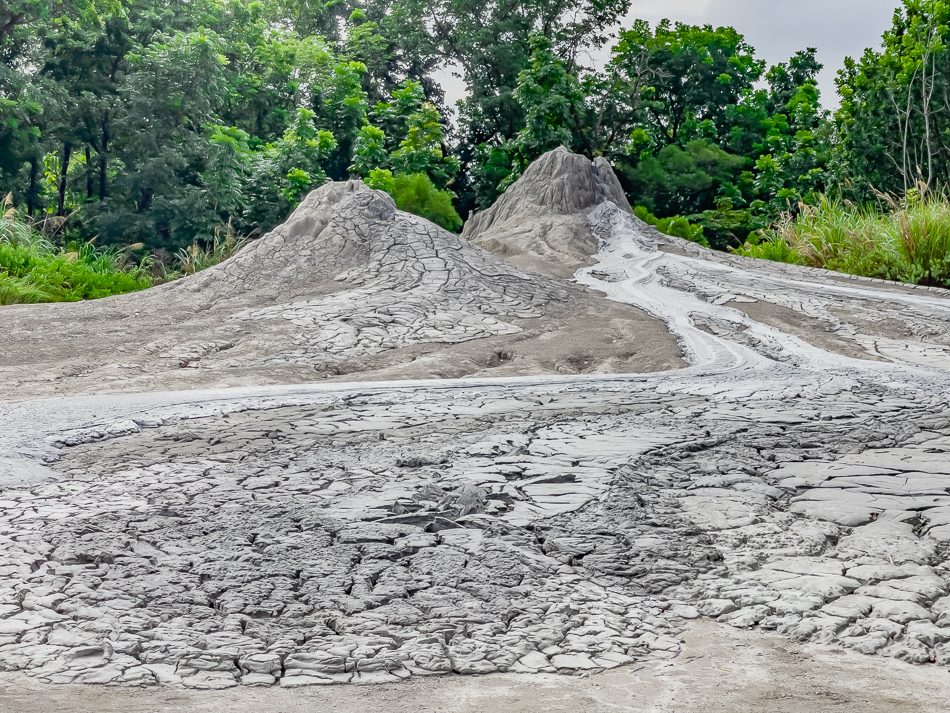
[0,152,684,402]
[7,149,950,696]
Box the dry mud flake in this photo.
[2,619,949,713]
[4,149,950,694]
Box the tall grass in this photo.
[0,198,261,304]
[174,220,250,276]
[0,195,153,304]
[733,193,950,288]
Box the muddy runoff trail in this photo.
[4,155,950,695]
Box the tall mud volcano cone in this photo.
[158,179,569,314]
[462,147,633,278]
[0,151,685,399]
[117,178,577,366]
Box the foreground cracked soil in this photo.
[3,150,950,697]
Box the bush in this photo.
[696,199,769,250]
[366,170,463,233]
[731,193,950,288]
[634,206,709,248]
[0,197,153,304]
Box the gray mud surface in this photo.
[4,149,950,709]
[2,621,948,712]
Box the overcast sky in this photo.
[436,0,899,111]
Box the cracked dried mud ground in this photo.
[2,621,949,712]
[5,149,950,710]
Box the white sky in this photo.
[436,0,898,111]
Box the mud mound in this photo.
[0,177,682,399]
[154,180,565,311]
[160,180,573,358]
[462,147,632,277]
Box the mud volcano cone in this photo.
[462,147,633,277]
[0,152,684,398]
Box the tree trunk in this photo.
[137,188,152,213]
[99,112,109,200]
[0,13,26,43]
[26,157,38,217]
[923,52,935,187]
[58,142,72,217]
[85,146,94,201]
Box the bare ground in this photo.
[7,150,950,709]
[0,286,683,402]
[1,620,946,713]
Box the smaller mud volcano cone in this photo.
[461,147,632,277]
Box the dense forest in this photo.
[3,0,950,299]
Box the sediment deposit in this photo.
[3,149,950,690]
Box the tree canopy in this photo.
[0,0,945,258]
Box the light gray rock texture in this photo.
[5,149,950,688]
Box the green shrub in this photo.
[366,170,463,233]
[634,206,710,248]
[731,193,950,288]
[0,273,55,304]
[0,198,153,304]
[696,199,769,250]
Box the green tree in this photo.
[507,34,586,170]
[611,20,764,147]
[351,79,459,187]
[313,60,371,180]
[350,124,389,176]
[467,32,588,206]
[607,23,830,246]
[390,102,459,186]
[215,3,335,143]
[836,0,950,198]
[373,79,426,151]
[94,29,230,248]
[0,1,54,212]
[367,169,462,231]
[252,107,338,225]
[625,140,746,217]
[380,0,630,214]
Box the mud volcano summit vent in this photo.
[0,149,682,399]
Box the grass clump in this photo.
[0,197,154,305]
[733,193,950,288]
[175,221,251,276]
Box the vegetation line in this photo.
[734,192,950,290]
[2,0,948,301]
